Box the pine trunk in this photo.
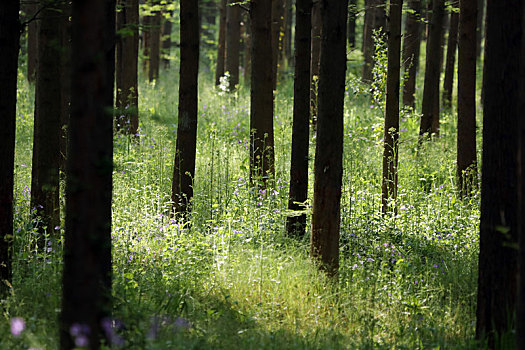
[215,0,227,85]
[148,10,161,82]
[225,1,240,90]
[271,0,285,89]
[310,0,321,123]
[442,3,459,110]
[161,12,173,68]
[402,0,422,109]
[27,3,38,82]
[347,0,357,48]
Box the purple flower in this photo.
[10,317,25,336]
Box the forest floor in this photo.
[1,60,489,349]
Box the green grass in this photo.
[1,54,484,349]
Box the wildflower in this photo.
[10,317,25,336]
[70,323,90,347]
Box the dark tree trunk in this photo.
[148,10,161,82]
[347,0,357,48]
[225,1,240,90]
[215,0,227,85]
[59,2,71,175]
[475,0,484,58]
[310,0,321,124]
[161,11,173,68]
[31,0,63,243]
[116,0,139,134]
[311,0,347,276]
[442,2,459,110]
[243,14,252,86]
[60,0,115,348]
[518,0,525,343]
[402,0,422,109]
[419,0,444,139]
[27,3,38,82]
[381,0,402,213]
[0,0,20,292]
[249,0,275,185]
[283,0,293,66]
[362,0,385,83]
[476,0,521,345]
[456,0,477,196]
[271,0,285,89]
[171,0,199,215]
[287,0,312,237]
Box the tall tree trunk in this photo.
[310,0,321,124]
[249,0,275,185]
[419,0,444,139]
[27,3,38,82]
[142,14,151,74]
[243,14,252,86]
[311,0,348,276]
[442,2,459,110]
[60,0,115,348]
[402,0,422,109]
[362,0,385,83]
[59,1,72,175]
[215,0,227,85]
[347,0,357,48]
[171,0,199,215]
[283,0,293,66]
[381,0,402,213]
[475,0,484,58]
[271,0,285,89]
[225,1,240,90]
[148,9,161,82]
[456,0,477,196]
[0,0,20,292]
[287,0,312,237]
[31,0,63,244]
[476,0,521,346]
[161,11,173,68]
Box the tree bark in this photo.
[243,14,252,86]
[271,0,285,89]
[171,0,199,215]
[0,0,20,292]
[59,2,71,175]
[362,0,385,83]
[283,0,293,66]
[456,0,477,196]
[347,0,357,48]
[225,1,240,90]
[402,0,422,109]
[310,0,321,124]
[476,0,521,345]
[381,0,402,213]
[215,0,227,85]
[249,0,275,185]
[287,0,312,237]
[475,0,484,58]
[60,0,115,348]
[148,9,161,82]
[419,0,444,139]
[27,3,38,82]
[31,0,63,244]
[116,0,139,134]
[161,10,173,68]
[311,0,347,276]
[442,2,459,110]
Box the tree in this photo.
[225,0,240,90]
[0,0,20,292]
[419,0,444,139]
[249,0,275,185]
[456,0,477,196]
[116,0,139,134]
[442,1,459,110]
[148,7,161,82]
[362,0,385,83]
[347,0,357,48]
[310,0,321,124]
[283,0,293,66]
[161,10,173,68]
[271,0,285,89]
[287,0,312,237]
[381,0,403,213]
[475,0,484,58]
[402,0,422,109]
[215,0,227,86]
[26,2,38,82]
[59,1,71,174]
[311,0,348,275]
[60,0,115,347]
[476,0,521,345]
[243,13,252,85]
[171,0,199,215]
[31,0,64,244]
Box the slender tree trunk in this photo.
[148,9,161,82]
[161,11,173,68]
[311,0,348,276]
[310,0,321,124]
[271,0,285,89]
[31,0,63,243]
[283,0,293,66]
[60,0,115,348]
[59,1,71,175]
[475,0,484,59]
[476,0,521,346]
[347,0,357,48]
[419,0,444,139]
[27,3,38,82]
[243,14,252,86]
[442,2,459,110]
[116,0,139,134]
[518,0,525,343]
[142,14,151,74]
[381,0,402,213]
[362,0,385,83]
[225,1,240,90]
[287,0,312,237]
[249,0,275,185]
[0,0,20,292]
[171,0,199,215]
[215,0,227,85]
[402,0,422,109]
[456,0,477,196]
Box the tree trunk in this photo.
[148,10,161,82]
[116,0,139,134]
[518,0,525,343]
[243,14,252,86]
[161,11,173,68]
[249,0,275,185]
[419,0,444,139]
[287,0,312,237]
[283,0,293,66]
[271,0,285,89]
[27,3,38,82]
[347,0,357,48]
[171,0,199,215]
[456,0,477,196]
[215,0,227,85]
[59,2,71,176]
[442,2,459,110]
[476,0,521,345]
[475,0,484,58]
[381,0,402,213]
[0,0,20,292]
[402,0,422,109]
[31,0,63,244]
[310,0,321,124]
[142,14,151,74]
[225,1,240,90]
[311,0,348,276]
[60,0,115,347]
[362,0,385,83]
